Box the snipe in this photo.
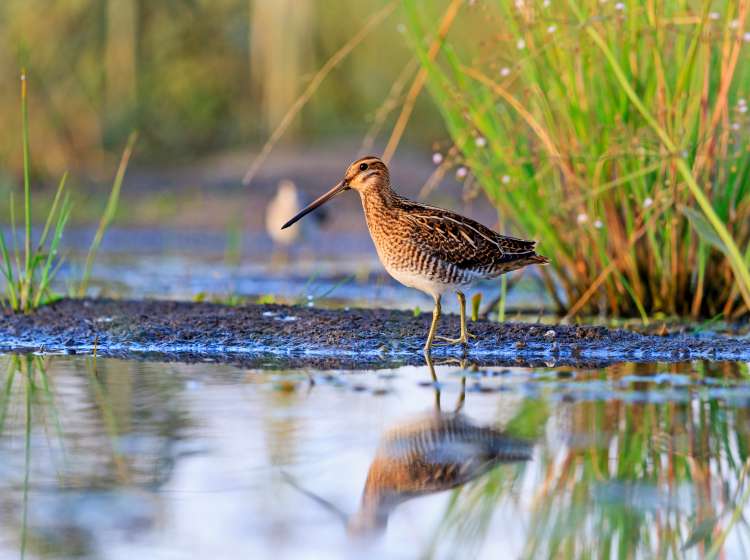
[282,156,549,352]
[282,355,533,537]
[347,404,532,535]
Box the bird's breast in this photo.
[362,204,474,296]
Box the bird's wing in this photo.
[397,198,542,273]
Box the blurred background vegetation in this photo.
[0,0,440,180]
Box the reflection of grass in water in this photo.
[0,355,63,558]
[86,356,132,484]
[427,458,529,559]
[21,357,31,560]
[0,359,17,435]
[0,355,65,444]
[0,355,195,558]
[521,399,750,559]
[427,361,750,558]
[423,395,549,559]
[0,354,136,557]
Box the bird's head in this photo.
[342,156,390,193]
[281,156,390,230]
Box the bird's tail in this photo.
[530,254,550,265]
[491,251,550,276]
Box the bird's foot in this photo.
[436,356,471,368]
[434,336,462,345]
[435,331,477,346]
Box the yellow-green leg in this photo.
[423,351,466,412]
[424,294,442,353]
[423,351,441,408]
[424,348,466,412]
[454,376,466,412]
[436,291,477,345]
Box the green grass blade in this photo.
[78,132,136,297]
[0,233,18,311]
[569,4,750,309]
[682,206,725,252]
[9,191,21,289]
[33,195,72,308]
[35,172,67,254]
[20,70,32,289]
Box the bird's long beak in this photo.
[281,180,347,229]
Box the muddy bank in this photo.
[0,299,747,368]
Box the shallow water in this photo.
[53,227,550,312]
[1,354,749,559]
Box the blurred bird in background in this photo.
[266,180,328,259]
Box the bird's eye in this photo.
[359,162,369,171]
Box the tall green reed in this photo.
[405,0,750,319]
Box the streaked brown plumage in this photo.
[282,156,549,352]
[347,410,532,535]
[280,356,533,538]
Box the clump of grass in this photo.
[0,71,133,312]
[405,0,750,320]
[0,71,72,312]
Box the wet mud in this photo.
[0,298,747,368]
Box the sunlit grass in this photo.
[406,0,750,321]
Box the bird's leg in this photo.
[457,291,478,341]
[423,294,442,353]
[423,350,441,409]
[454,376,466,413]
[436,291,477,345]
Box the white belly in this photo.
[384,264,465,299]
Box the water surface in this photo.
[1,355,749,559]
[53,227,549,312]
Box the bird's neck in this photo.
[359,183,397,221]
[347,476,396,535]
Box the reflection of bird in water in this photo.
[281,157,548,352]
[284,356,532,538]
[266,180,327,248]
[347,408,532,535]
